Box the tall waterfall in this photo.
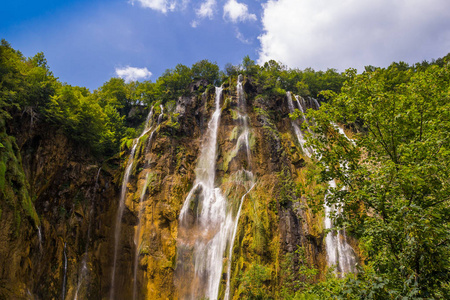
[286,92,356,275]
[110,107,155,300]
[224,75,255,300]
[176,87,227,300]
[176,80,256,300]
[324,124,356,275]
[132,106,163,300]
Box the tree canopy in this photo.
[303,59,450,298]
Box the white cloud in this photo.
[235,28,251,44]
[258,0,450,71]
[191,0,216,27]
[130,0,177,13]
[223,0,257,23]
[196,0,216,19]
[115,66,152,82]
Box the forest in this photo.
[0,39,449,299]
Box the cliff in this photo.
[0,76,357,299]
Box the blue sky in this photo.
[2,0,450,90]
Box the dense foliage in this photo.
[302,57,450,298]
[226,55,346,99]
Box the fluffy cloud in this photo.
[258,0,450,71]
[191,0,216,27]
[115,66,152,82]
[130,0,177,13]
[223,0,257,23]
[196,0,216,19]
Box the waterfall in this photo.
[286,92,312,157]
[287,92,356,275]
[62,242,67,300]
[310,97,320,110]
[224,76,256,300]
[224,173,255,300]
[110,107,155,300]
[293,95,307,124]
[176,87,225,300]
[324,124,356,275]
[74,167,101,300]
[324,180,356,275]
[132,107,162,300]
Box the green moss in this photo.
[145,171,159,195]
[222,96,232,111]
[229,126,239,141]
[0,131,40,227]
[230,109,239,120]
[223,147,238,173]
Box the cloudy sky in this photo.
[2,0,450,90]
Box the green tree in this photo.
[242,55,258,76]
[306,62,450,298]
[191,59,219,85]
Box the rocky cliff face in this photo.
[0,76,355,299]
[0,108,120,299]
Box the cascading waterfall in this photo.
[287,92,356,275]
[176,80,256,300]
[293,95,307,123]
[324,124,356,275]
[324,180,356,274]
[110,107,155,300]
[132,107,162,300]
[310,97,320,110]
[224,76,255,300]
[176,86,226,300]
[286,92,311,156]
[62,242,67,300]
[74,167,102,300]
[224,174,255,300]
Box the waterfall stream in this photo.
[286,92,311,156]
[224,77,256,300]
[286,92,356,275]
[324,125,357,275]
[132,107,163,300]
[176,79,256,300]
[176,87,225,300]
[110,107,155,300]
